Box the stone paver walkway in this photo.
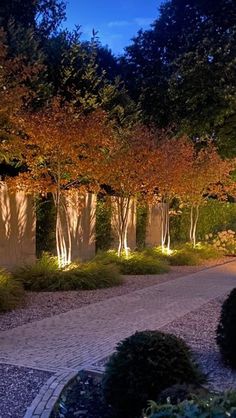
[0,261,236,373]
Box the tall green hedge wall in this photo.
[170,201,236,243]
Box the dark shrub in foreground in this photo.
[217,288,236,369]
[14,253,123,291]
[0,269,24,312]
[146,391,236,418]
[103,330,202,418]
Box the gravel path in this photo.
[0,258,230,332]
[0,364,52,418]
[162,296,236,392]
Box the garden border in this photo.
[23,370,79,418]
[23,365,105,418]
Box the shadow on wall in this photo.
[0,182,36,270]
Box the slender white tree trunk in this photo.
[161,200,170,252]
[190,206,194,243]
[189,205,200,247]
[116,196,131,257]
[53,192,72,268]
[166,201,171,252]
[192,205,200,248]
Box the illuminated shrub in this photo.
[14,253,123,291]
[95,251,169,274]
[0,269,24,312]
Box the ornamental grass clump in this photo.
[0,269,24,312]
[103,330,202,418]
[217,288,236,369]
[95,250,169,275]
[14,253,123,291]
[168,248,201,266]
[13,252,59,290]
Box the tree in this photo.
[181,142,235,246]
[0,0,66,37]
[146,135,194,252]
[105,126,155,256]
[124,0,236,157]
[0,29,43,164]
[46,29,140,127]
[7,101,113,266]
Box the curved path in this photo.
[0,260,236,374]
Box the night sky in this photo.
[64,0,161,55]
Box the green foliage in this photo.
[136,204,148,249]
[157,383,209,405]
[0,0,66,38]
[143,244,221,266]
[14,253,123,291]
[0,269,24,312]
[103,330,202,418]
[170,201,236,244]
[217,288,236,369]
[169,250,201,266]
[169,244,221,266]
[146,391,236,418]
[95,196,113,252]
[36,194,56,257]
[191,244,221,260]
[95,251,169,275]
[124,0,236,156]
[119,254,169,275]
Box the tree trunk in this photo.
[53,191,71,268]
[192,205,200,248]
[189,205,200,247]
[116,196,131,257]
[190,205,194,243]
[161,201,169,252]
[166,201,171,252]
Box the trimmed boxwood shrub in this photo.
[216,288,236,369]
[146,391,236,418]
[0,269,24,312]
[102,330,202,418]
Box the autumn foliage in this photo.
[3,98,235,259]
[7,101,114,265]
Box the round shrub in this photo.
[216,288,236,368]
[0,269,24,312]
[103,330,202,418]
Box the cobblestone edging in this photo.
[23,365,106,418]
[23,370,78,418]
